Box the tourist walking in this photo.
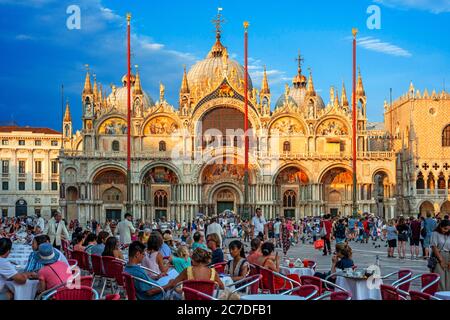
[430,219,450,291]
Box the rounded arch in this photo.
[102,186,123,203]
[139,162,182,184]
[140,113,182,136]
[15,199,27,217]
[273,164,311,185]
[268,115,308,136]
[95,115,128,135]
[318,163,358,184]
[190,98,261,135]
[440,201,450,215]
[89,162,127,182]
[207,182,244,205]
[194,154,261,184]
[142,166,179,185]
[315,116,350,136]
[372,168,393,184]
[419,200,435,216]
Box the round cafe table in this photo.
[335,276,382,300]
[241,294,306,301]
[280,266,314,278]
[434,292,450,300]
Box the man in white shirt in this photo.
[251,208,268,240]
[117,213,136,245]
[206,217,224,248]
[158,216,171,233]
[44,212,69,250]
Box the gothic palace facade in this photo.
[57,29,450,224]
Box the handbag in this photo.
[319,222,327,238]
[314,239,324,250]
[427,256,438,270]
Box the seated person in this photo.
[102,236,124,260]
[191,232,207,251]
[169,245,191,274]
[83,233,98,254]
[0,238,37,300]
[143,232,168,278]
[37,243,71,292]
[73,233,85,252]
[255,242,286,290]
[89,231,110,257]
[25,235,68,272]
[124,241,172,300]
[206,233,224,265]
[314,243,354,280]
[224,240,249,282]
[170,248,224,290]
[247,238,262,265]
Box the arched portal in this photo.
[321,167,352,216]
[441,201,450,216]
[420,201,435,216]
[142,166,179,221]
[374,171,390,219]
[275,166,309,218]
[93,168,126,221]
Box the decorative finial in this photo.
[212,8,225,40]
[352,28,358,38]
[243,21,250,30]
[296,50,304,75]
[127,13,131,24]
[85,64,90,72]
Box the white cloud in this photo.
[356,36,412,57]
[248,57,290,87]
[374,0,450,14]
[15,34,35,41]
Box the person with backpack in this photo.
[333,218,347,244]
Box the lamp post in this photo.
[352,28,358,218]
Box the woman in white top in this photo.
[142,232,168,279]
[431,219,450,291]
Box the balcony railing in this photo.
[61,149,394,161]
[417,189,449,196]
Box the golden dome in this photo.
[121,73,136,86]
[107,75,154,113]
[187,38,253,100]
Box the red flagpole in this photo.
[352,28,358,217]
[243,21,249,218]
[126,13,132,212]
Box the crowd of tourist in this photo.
[0,208,449,300]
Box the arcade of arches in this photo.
[61,163,397,222]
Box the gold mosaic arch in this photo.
[190,98,261,135]
[142,115,181,136]
[97,117,128,135]
[269,116,307,136]
[315,117,350,136]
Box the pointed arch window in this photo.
[416,172,425,190]
[283,141,291,152]
[442,124,450,147]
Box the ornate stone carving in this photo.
[144,117,179,135]
[317,119,348,136]
[270,117,305,135]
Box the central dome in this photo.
[187,36,253,100]
[107,74,154,113]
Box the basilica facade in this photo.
[58,28,430,224]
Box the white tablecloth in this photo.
[336,276,382,300]
[280,266,314,277]
[156,268,179,286]
[6,244,33,270]
[434,291,450,300]
[5,280,39,300]
[241,294,305,301]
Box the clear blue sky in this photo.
[0,0,449,131]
